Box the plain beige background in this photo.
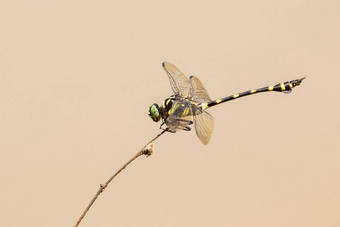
[1,0,339,226]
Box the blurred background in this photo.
[0,0,339,226]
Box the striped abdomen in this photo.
[201,77,305,109]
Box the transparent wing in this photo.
[193,108,214,145]
[165,99,193,132]
[189,76,212,103]
[162,62,191,97]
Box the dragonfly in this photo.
[148,62,305,145]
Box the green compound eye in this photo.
[148,103,161,122]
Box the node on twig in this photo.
[142,142,154,157]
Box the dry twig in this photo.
[75,130,167,226]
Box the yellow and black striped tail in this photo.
[203,77,306,109]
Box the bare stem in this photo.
[75,130,167,227]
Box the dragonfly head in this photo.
[148,103,161,122]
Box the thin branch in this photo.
[75,129,168,227]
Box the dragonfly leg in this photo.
[176,119,193,125]
[176,119,192,131]
[160,121,176,133]
[183,126,191,131]
[160,121,165,129]
[166,128,176,133]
